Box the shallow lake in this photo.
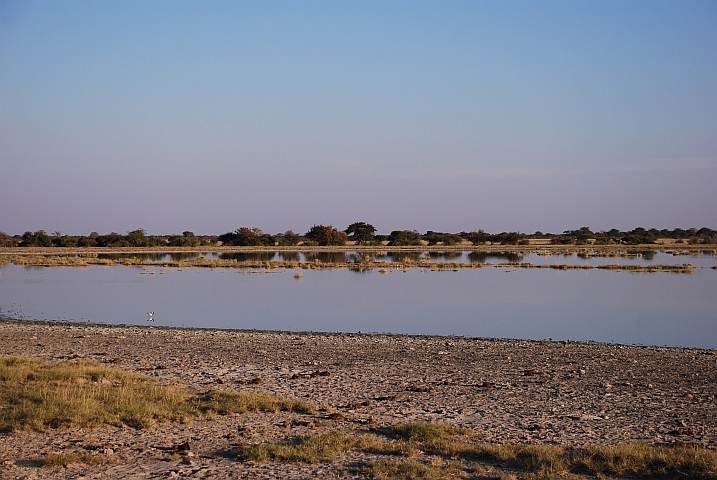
[92,249,717,267]
[1,251,715,349]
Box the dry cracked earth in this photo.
[0,319,715,479]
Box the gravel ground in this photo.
[1,319,715,479]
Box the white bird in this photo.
[147,312,154,322]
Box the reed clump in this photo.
[0,357,314,431]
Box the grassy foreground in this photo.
[237,423,717,479]
[0,356,314,431]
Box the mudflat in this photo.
[1,319,715,479]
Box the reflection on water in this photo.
[279,252,300,262]
[218,252,278,262]
[386,251,423,263]
[304,252,347,264]
[99,252,204,262]
[68,250,717,268]
[467,251,523,263]
[427,251,463,260]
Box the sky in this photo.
[1,0,715,236]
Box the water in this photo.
[91,249,716,267]
[1,251,715,349]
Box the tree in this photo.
[168,233,201,247]
[218,227,274,246]
[388,230,422,246]
[0,231,18,247]
[489,231,524,245]
[466,229,490,245]
[275,230,302,246]
[94,232,127,247]
[552,227,594,245]
[345,222,377,245]
[622,227,656,245]
[305,225,347,246]
[77,236,97,247]
[126,229,150,247]
[52,235,78,247]
[19,230,52,247]
[423,231,462,246]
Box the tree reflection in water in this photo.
[303,251,348,264]
[279,252,300,262]
[468,251,523,264]
[218,252,278,262]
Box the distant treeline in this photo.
[2,224,716,248]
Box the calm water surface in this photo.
[1,253,715,349]
[94,250,717,267]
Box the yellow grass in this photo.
[363,458,467,479]
[44,452,120,467]
[236,431,386,464]
[0,357,314,431]
[237,422,717,479]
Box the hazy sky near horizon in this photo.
[1,1,715,236]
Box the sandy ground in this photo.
[1,319,715,479]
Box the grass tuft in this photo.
[237,431,386,464]
[0,356,315,431]
[237,422,717,479]
[44,452,120,467]
[362,458,467,479]
[390,422,462,442]
[237,431,387,464]
[573,442,717,478]
[194,389,315,415]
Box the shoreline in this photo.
[1,318,715,478]
[2,317,716,352]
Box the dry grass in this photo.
[236,422,717,479]
[236,431,386,464]
[362,458,467,479]
[0,356,314,431]
[193,389,315,415]
[44,452,120,467]
[573,442,717,478]
[390,422,466,442]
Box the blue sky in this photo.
[1,0,715,236]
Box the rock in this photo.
[173,442,191,452]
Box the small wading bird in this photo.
[147,312,154,322]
